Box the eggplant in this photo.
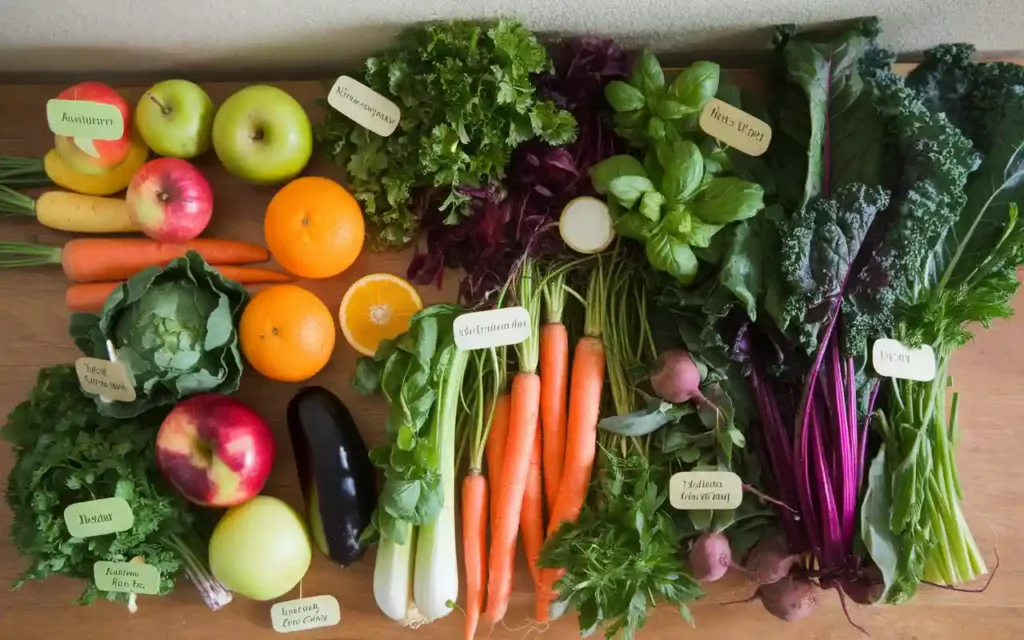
[287,386,377,566]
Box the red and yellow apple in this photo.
[156,394,275,507]
[127,157,213,242]
[53,82,132,175]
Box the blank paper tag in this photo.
[46,99,124,140]
[453,307,531,351]
[327,76,400,137]
[64,497,134,538]
[872,339,936,382]
[94,561,161,595]
[698,98,772,157]
[669,471,743,510]
[271,595,341,633]
[75,357,136,402]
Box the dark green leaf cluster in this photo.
[539,450,703,640]
[352,304,463,543]
[3,366,200,605]
[315,20,576,247]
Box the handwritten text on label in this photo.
[669,471,743,510]
[453,307,532,351]
[872,339,937,382]
[75,357,137,403]
[327,76,401,137]
[64,497,134,538]
[698,98,772,157]
[46,99,124,140]
[271,595,341,633]
[94,561,161,594]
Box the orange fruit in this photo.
[239,284,336,382]
[264,176,365,279]
[339,273,423,356]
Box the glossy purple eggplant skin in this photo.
[287,386,377,566]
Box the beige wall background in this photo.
[0,0,1021,77]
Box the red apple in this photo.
[127,157,213,242]
[156,394,275,507]
[53,82,132,175]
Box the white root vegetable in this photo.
[374,523,426,625]
[559,196,615,254]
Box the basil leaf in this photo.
[646,231,699,283]
[684,218,725,248]
[692,177,765,224]
[647,116,667,142]
[662,206,692,237]
[609,175,656,208]
[630,50,665,97]
[605,81,647,112]
[644,150,664,188]
[615,213,658,240]
[656,99,689,121]
[591,155,648,195]
[639,191,666,223]
[659,140,704,204]
[672,61,721,112]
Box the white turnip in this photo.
[689,531,732,582]
[759,575,817,622]
[744,536,801,585]
[650,350,707,404]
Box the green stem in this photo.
[162,531,232,610]
[516,259,541,373]
[542,271,567,325]
[0,184,38,216]
[0,242,63,269]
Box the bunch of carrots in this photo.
[0,238,289,312]
[461,259,607,639]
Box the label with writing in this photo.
[94,560,161,595]
[75,357,136,402]
[872,339,936,382]
[64,497,134,538]
[453,307,532,351]
[669,471,743,510]
[46,99,125,140]
[698,98,772,157]
[327,76,400,137]
[271,595,341,633]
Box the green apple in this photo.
[212,85,312,185]
[135,80,214,159]
[209,495,311,601]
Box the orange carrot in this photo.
[0,237,270,283]
[485,260,543,626]
[522,426,546,621]
[538,335,606,615]
[461,473,488,640]
[539,322,568,510]
[485,394,512,532]
[210,265,292,283]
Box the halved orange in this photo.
[339,273,423,356]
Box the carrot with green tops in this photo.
[522,424,545,619]
[540,271,569,511]
[484,260,542,626]
[0,238,270,283]
[485,393,511,531]
[537,264,607,617]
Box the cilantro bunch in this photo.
[316,20,577,247]
[3,366,229,610]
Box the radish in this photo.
[559,196,615,254]
[689,531,732,582]
[650,350,707,405]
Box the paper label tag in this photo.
[453,307,532,351]
[46,99,124,140]
[64,497,134,538]
[669,471,743,510]
[94,560,161,594]
[872,339,936,382]
[75,357,136,402]
[327,76,400,137]
[271,595,341,633]
[698,98,772,157]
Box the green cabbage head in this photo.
[70,251,250,418]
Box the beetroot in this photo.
[840,566,884,605]
[744,536,802,585]
[650,350,706,404]
[689,531,732,582]
[759,575,817,622]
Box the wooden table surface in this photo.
[0,78,1021,640]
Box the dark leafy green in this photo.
[3,366,223,607]
[68,251,248,419]
[315,20,576,247]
